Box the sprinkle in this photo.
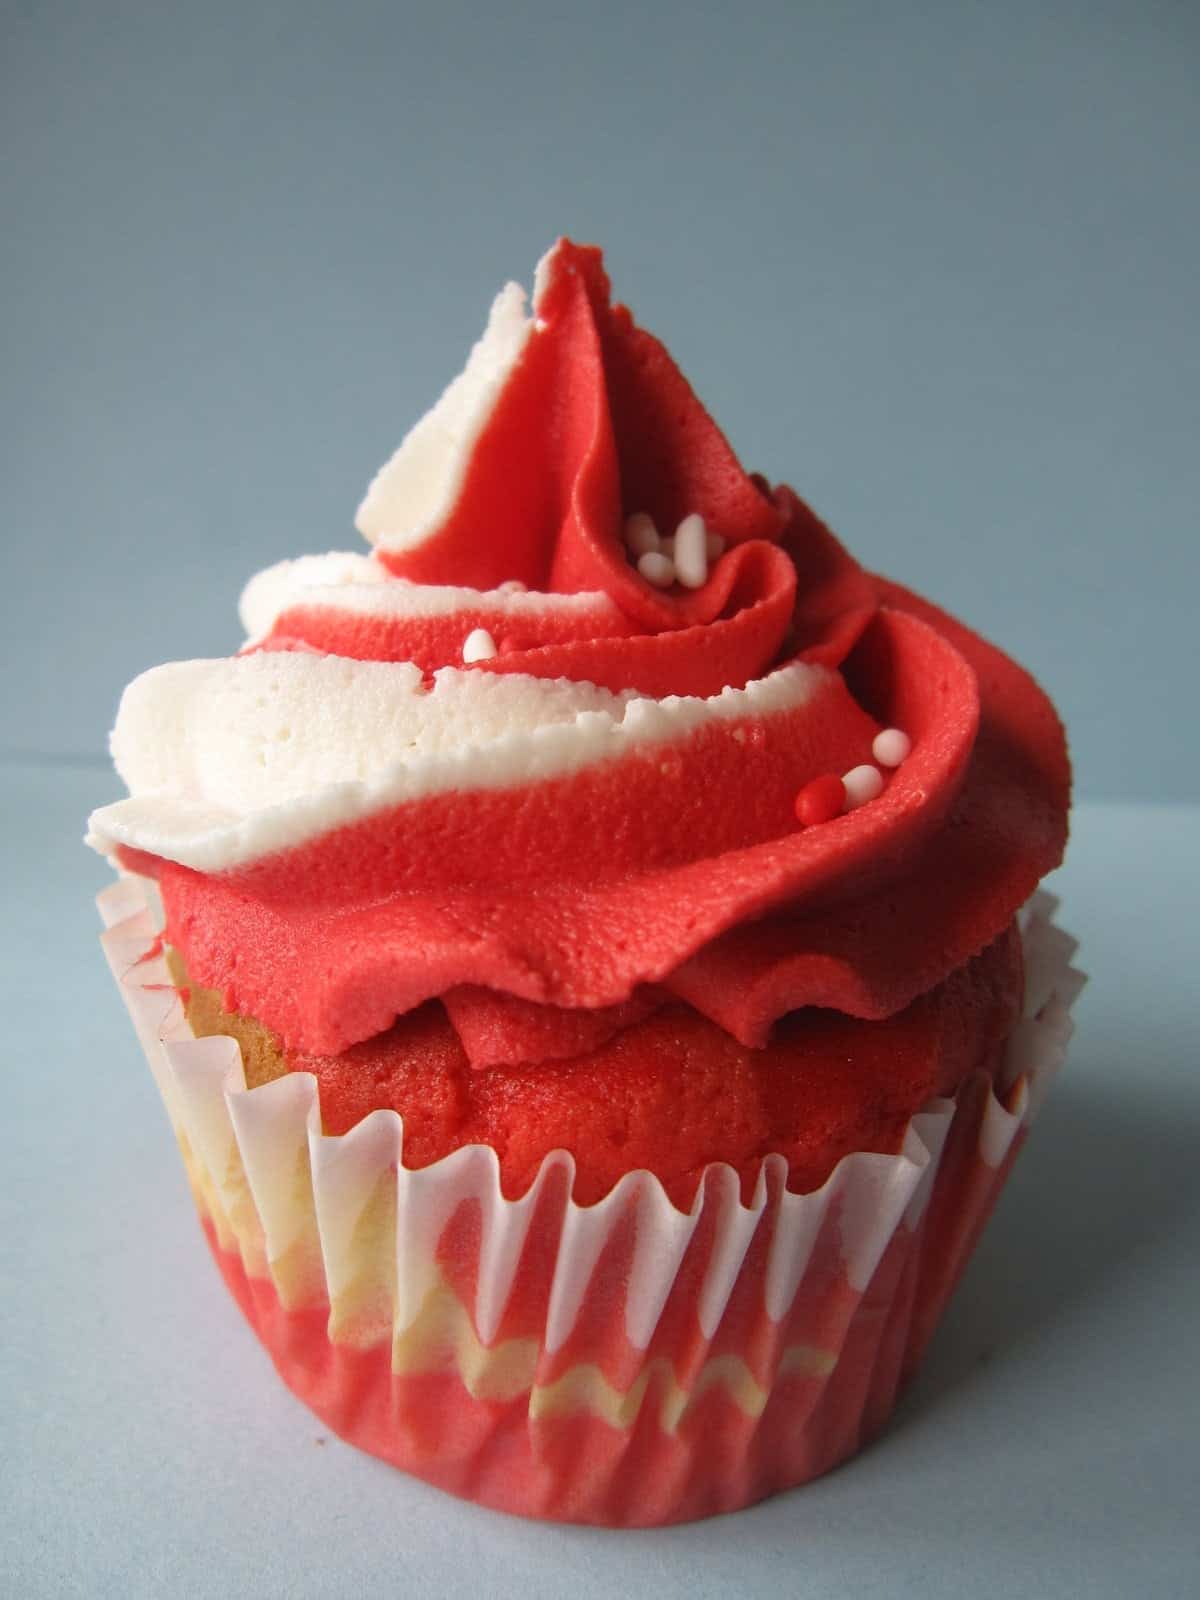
[795,773,846,826]
[872,727,911,767]
[673,513,709,589]
[842,764,884,810]
[705,531,726,561]
[624,512,660,556]
[462,627,497,663]
[637,550,676,588]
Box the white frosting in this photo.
[92,242,814,881]
[239,552,621,644]
[87,654,828,872]
[531,245,557,316]
[355,279,533,552]
[354,240,582,555]
[239,552,391,637]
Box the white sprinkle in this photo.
[624,512,660,556]
[842,764,884,810]
[673,513,708,589]
[462,627,498,663]
[872,727,912,767]
[637,550,676,588]
[498,579,526,593]
[705,531,726,561]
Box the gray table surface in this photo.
[3,766,1197,1597]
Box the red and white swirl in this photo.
[88,240,1069,1069]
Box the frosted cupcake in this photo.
[90,239,1080,1525]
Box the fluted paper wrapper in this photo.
[99,881,1083,1525]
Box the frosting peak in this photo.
[356,239,783,623]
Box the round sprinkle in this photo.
[673,513,709,589]
[705,531,726,561]
[795,773,846,827]
[624,511,660,556]
[872,727,911,767]
[462,627,498,663]
[637,550,676,588]
[842,764,884,810]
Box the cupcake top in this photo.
[88,239,1069,1065]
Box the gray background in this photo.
[3,0,1198,800]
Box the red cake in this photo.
[92,239,1078,1525]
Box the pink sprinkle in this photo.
[624,512,660,556]
[637,550,676,588]
[872,727,911,767]
[673,514,709,589]
[842,764,884,810]
[462,628,497,663]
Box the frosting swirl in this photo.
[88,240,1069,1065]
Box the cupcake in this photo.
[89,239,1080,1526]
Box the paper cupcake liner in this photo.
[99,880,1083,1526]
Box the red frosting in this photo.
[123,239,1070,1157]
[369,245,784,615]
[258,538,797,700]
[284,925,1023,1207]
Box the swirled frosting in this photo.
[88,239,1069,1069]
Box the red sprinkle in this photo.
[795,774,846,827]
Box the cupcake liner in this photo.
[99,881,1082,1525]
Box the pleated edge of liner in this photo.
[98,874,1083,1347]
